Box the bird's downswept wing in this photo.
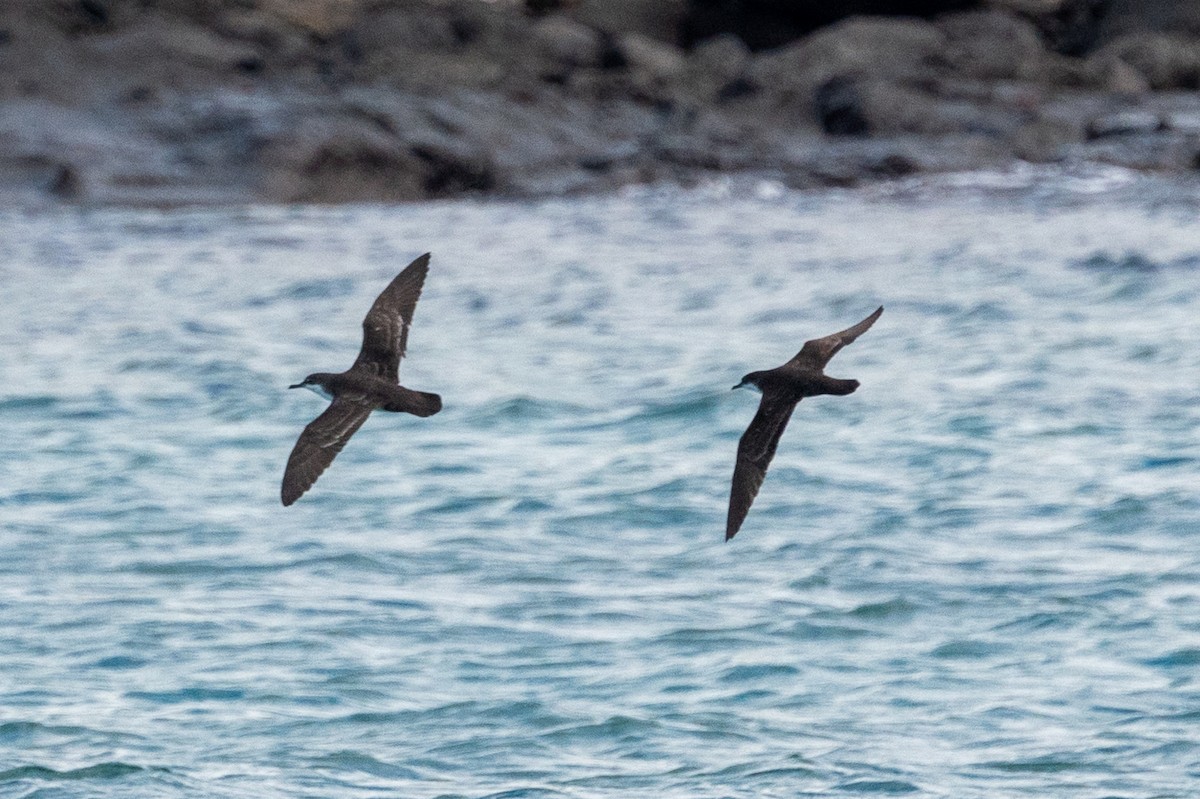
[351,253,431,383]
[726,391,798,541]
[788,306,883,371]
[282,397,376,506]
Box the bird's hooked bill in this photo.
[288,383,302,389]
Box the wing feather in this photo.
[788,306,882,371]
[726,391,798,541]
[281,398,375,506]
[351,253,431,382]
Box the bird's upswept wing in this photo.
[350,253,431,383]
[788,306,882,371]
[726,391,798,541]
[281,397,376,506]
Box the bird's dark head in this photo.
[732,371,765,393]
[289,373,334,400]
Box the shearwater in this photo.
[282,253,442,506]
[726,306,882,541]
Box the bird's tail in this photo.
[819,377,859,396]
[385,388,442,417]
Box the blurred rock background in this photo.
[0,0,1198,205]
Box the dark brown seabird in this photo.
[725,306,882,541]
[282,253,442,506]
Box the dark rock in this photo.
[53,0,113,35]
[994,0,1107,57]
[526,0,575,17]
[597,34,629,70]
[568,0,687,43]
[682,0,980,51]
[78,1,108,26]
[411,142,496,196]
[2,0,1200,205]
[235,55,266,75]
[815,76,870,135]
[48,163,81,198]
[869,152,921,177]
[1095,0,1200,44]
[262,117,425,203]
[992,0,1200,55]
[717,77,756,102]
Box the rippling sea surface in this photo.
[2,172,1198,798]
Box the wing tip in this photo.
[725,501,745,541]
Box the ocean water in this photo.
[1,171,1198,798]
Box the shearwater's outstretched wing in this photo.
[282,397,375,506]
[788,306,882,371]
[350,253,431,382]
[726,391,798,541]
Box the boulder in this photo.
[937,10,1049,81]
[686,33,753,102]
[261,116,425,203]
[751,17,947,106]
[1090,32,1200,90]
[531,14,605,69]
[256,0,361,37]
[682,0,980,50]
[618,31,688,100]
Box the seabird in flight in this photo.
[282,253,442,506]
[726,306,882,540]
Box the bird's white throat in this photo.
[304,384,334,401]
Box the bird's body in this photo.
[726,306,882,541]
[295,371,441,416]
[282,253,441,506]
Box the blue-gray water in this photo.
[2,173,1198,798]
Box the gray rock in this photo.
[531,15,605,69]
[751,17,948,108]
[3,0,1200,205]
[1089,32,1200,90]
[260,115,425,203]
[686,33,753,102]
[1085,110,1166,140]
[938,10,1049,81]
[1010,116,1076,163]
[618,32,688,103]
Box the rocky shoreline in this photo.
[1,0,1199,207]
